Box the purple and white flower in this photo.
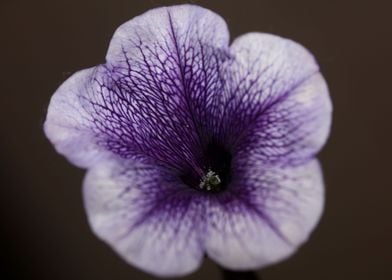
[44,4,332,277]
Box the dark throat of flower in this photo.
[181,140,232,193]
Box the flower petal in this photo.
[107,4,229,63]
[44,67,110,168]
[215,33,332,164]
[238,73,332,165]
[46,4,232,171]
[104,4,230,167]
[83,158,205,277]
[204,159,324,270]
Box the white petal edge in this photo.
[44,67,110,168]
[106,4,230,63]
[230,32,319,102]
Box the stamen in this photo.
[199,170,221,191]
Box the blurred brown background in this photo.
[1,0,391,279]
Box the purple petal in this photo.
[83,157,205,277]
[214,33,332,164]
[205,159,324,270]
[102,4,230,167]
[45,4,231,170]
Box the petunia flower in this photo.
[44,4,332,278]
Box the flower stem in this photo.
[220,268,260,280]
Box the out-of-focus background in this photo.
[1,0,391,279]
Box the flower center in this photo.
[180,139,232,193]
[199,170,222,191]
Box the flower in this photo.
[44,4,332,277]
